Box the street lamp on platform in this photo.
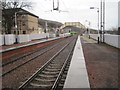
[14,10,24,43]
[90,7,100,43]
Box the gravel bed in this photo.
[2,38,68,75]
[24,35,77,88]
[2,38,63,64]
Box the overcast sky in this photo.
[27,0,119,30]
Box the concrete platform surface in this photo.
[81,36,119,88]
[63,36,90,88]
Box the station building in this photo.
[2,8,39,34]
[60,22,86,30]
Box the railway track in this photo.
[2,38,63,67]
[1,36,75,77]
[18,35,77,89]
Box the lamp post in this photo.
[90,7,100,43]
[103,0,105,42]
[45,21,48,33]
[45,21,49,39]
[0,20,1,34]
[15,10,24,43]
[15,12,18,43]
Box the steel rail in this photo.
[51,37,77,90]
[1,37,71,77]
[1,45,54,77]
[17,37,73,90]
[1,38,65,67]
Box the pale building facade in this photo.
[11,14,39,34]
[3,8,39,34]
[60,22,86,29]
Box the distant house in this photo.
[2,8,39,34]
[60,22,86,30]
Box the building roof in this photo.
[2,8,39,18]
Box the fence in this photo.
[0,33,50,46]
[104,34,119,49]
[0,35,4,46]
[49,34,56,38]
[90,34,120,49]
[18,34,30,43]
[4,34,16,45]
[89,34,99,40]
[30,33,49,40]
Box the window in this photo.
[18,31,19,34]
[23,31,26,34]
[22,22,26,26]
[14,31,16,34]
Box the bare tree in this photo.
[2,0,33,9]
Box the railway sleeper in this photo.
[44,68,60,72]
[61,74,67,78]
[63,70,68,74]
[51,61,65,64]
[35,78,56,82]
[58,76,67,88]
[47,66,61,69]
[60,78,66,82]
[38,74,58,78]
[34,76,56,81]
[58,83,64,87]
[30,82,53,88]
[49,64,63,67]
[30,79,54,85]
[42,71,59,75]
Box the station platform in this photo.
[63,36,90,88]
[80,35,119,88]
[0,37,60,53]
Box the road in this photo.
[81,36,119,88]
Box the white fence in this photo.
[90,34,99,40]
[0,35,4,46]
[49,34,56,38]
[0,33,51,46]
[18,34,30,43]
[5,34,16,45]
[90,34,120,49]
[30,33,49,40]
[104,34,120,49]
[0,33,72,46]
